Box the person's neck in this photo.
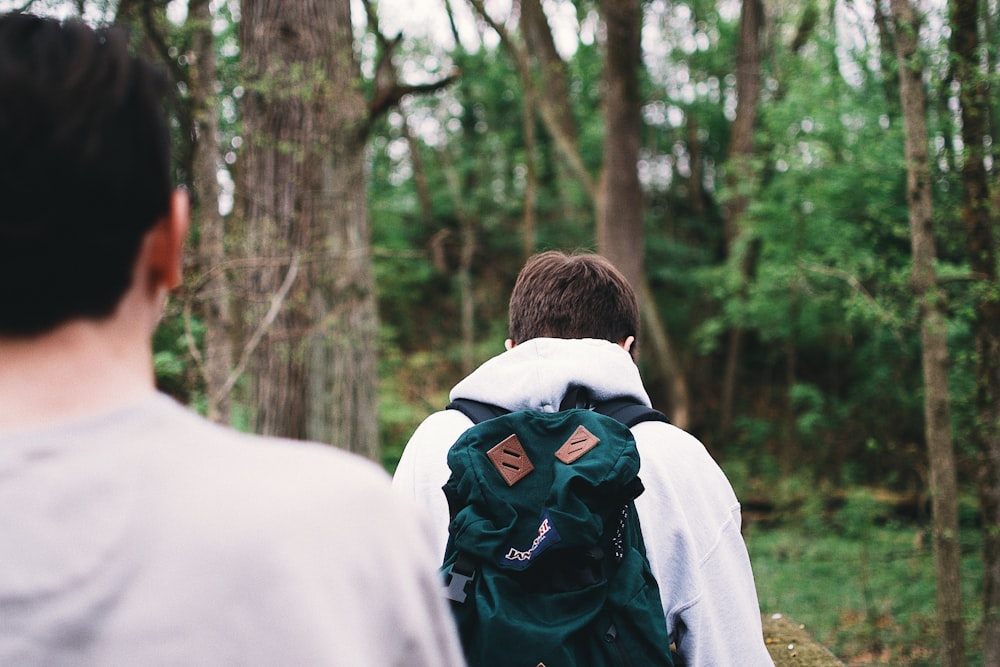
[0,317,156,433]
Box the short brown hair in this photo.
[508,251,639,354]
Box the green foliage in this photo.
[378,341,453,473]
[788,383,825,441]
[834,488,893,540]
[152,305,204,407]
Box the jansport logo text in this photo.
[501,512,561,569]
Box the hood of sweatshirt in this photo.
[449,337,651,413]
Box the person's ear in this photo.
[619,336,635,353]
[148,189,190,291]
[505,338,516,351]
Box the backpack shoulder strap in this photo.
[592,398,671,428]
[446,395,669,428]
[446,398,510,424]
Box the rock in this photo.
[762,613,844,667]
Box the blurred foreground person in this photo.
[0,13,464,666]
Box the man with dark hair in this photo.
[394,250,773,665]
[0,14,173,336]
[0,13,464,665]
[507,252,640,356]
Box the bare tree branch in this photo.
[214,252,301,404]
[369,72,462,120]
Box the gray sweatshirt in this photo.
[0,394,465,666]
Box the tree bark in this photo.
[596,0,644,294]
[641,278,691,429]
[720,0,765,436]
[238,0,379,458]
[437,137,478,375]
[873,0,900,119]
[951,0,1000,660]
[595,0,689,424]
[188,0,233,424]
[687,112,704,217]
[891,1,967,664]
[521,74,539,260]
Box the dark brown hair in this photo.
[508,251,639,355]
[0,13,172,336]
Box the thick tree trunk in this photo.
[891,1,966,664]
[238,0,378,458]
[951,0,1000,660]
[188,0,233,424]
[305,131,380,457]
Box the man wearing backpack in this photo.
[393,251,773,666]
[0,13,464,665]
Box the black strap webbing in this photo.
[592,399,670,428]
[446,398,509,424]
[446,394,670,428]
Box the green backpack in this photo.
[442,395,674,667]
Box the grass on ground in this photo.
[744,491,983,665]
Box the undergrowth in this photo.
[744,488,984,665]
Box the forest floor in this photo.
[746,517,983,665]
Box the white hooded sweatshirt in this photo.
[393,337,774,666]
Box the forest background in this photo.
[8,0,999,664]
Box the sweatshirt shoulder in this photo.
[631,420,740,506]
[139,396,396,516]
[409,408,474,443]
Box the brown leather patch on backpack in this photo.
[554,425,601,464]
[487,434,535,486]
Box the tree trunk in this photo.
[521,77,539,260]
[438,141,478,375]
[596,0,644,294]
[891,1,966,664]
[188,0,233,425]
[402,113,434,225]
[641,278,691,429]
[687,112,704,217]
[951,0,1000,660]
[723,0,764,248]
[593,0,688,424]
[720,0,765,435]
[873,0,900,119]
[238,0,379,458]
